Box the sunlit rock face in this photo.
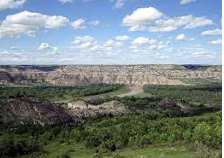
[67,100,130,118]
[0,65,221,86]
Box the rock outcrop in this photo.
[67,100,129,118]
[0,97,130,125]
[0,97,75,125]
[0,65,221,85]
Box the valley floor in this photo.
[39,141,196,158]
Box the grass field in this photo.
[135,92,152,98]
[84,85,130,100]
[39,141,94,158]
[116,146,196,158]
[39,141,196,158]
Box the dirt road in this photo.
[118,85,144,97]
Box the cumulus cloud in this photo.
[104,40,115,47]
[132,37,156,46]
[201,29,222,36]
[0,11,69,38]
[210,39,222,45]
[148,42,169,50]
[71,36,98,50]
[71,35,123,53]
[116,35,130,41]
[175,34,194,41]
[71,18,86,29]
[0,11,100,39]
[38,42,58,54]
[122,7,163,26]
[72,36,95,44]
[0,0,26,11]
[122,7,213,32]
[104,39,123,48]
[175,34,186,41]
[180,0,197,5]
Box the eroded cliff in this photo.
[0,65,221,85]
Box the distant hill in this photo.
[0,65,221,86]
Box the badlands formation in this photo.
[0,65,221,85]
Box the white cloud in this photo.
[175,34,194,41]
[175,34,186,41]
[71,36,97,50]
[210,39,222,45]
[116,35,130,41]
[111,0,127,9]
[38,43,51,51]
[104,39,123,47]
[0,11,69,38]
[71,18,86,29]
[104,40,114,47]
[59,0,74,3]
[201,29,222,36]
[148,43,168,50]
[71,36,123,53]
[38,42,58,54]
[89,20,100,26]
[122,7,163,26]
[158,55,168,59]
[184,17,213,29]
[0,50,9,55]
[72,35,95,44]
[122,7,213,32]
[193,51,206,56]
[0,0,26,11]
[59,0,128,9]
[180,0,197,5]
[132,37,156,45]
[59,0,94,3]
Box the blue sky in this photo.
[0,0,222,65]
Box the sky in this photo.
[0,0,222,65]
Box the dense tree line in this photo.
[144,83,222,108]
[71,112,221,153]
[0,84,124,101]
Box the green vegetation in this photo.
[0,83,222,157]
[0,84,125,102]
[144,83,222,108]
[40,141,196,158]
[178,78,221,85]
[84,85,130,100]
[135,92,152,98]
[0,112,221,158]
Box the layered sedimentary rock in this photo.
[0,97,75,125]
[0,65,221,85]
[0,97,129,124]
[67,100,129,118]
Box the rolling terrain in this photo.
[0,65,222,158]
